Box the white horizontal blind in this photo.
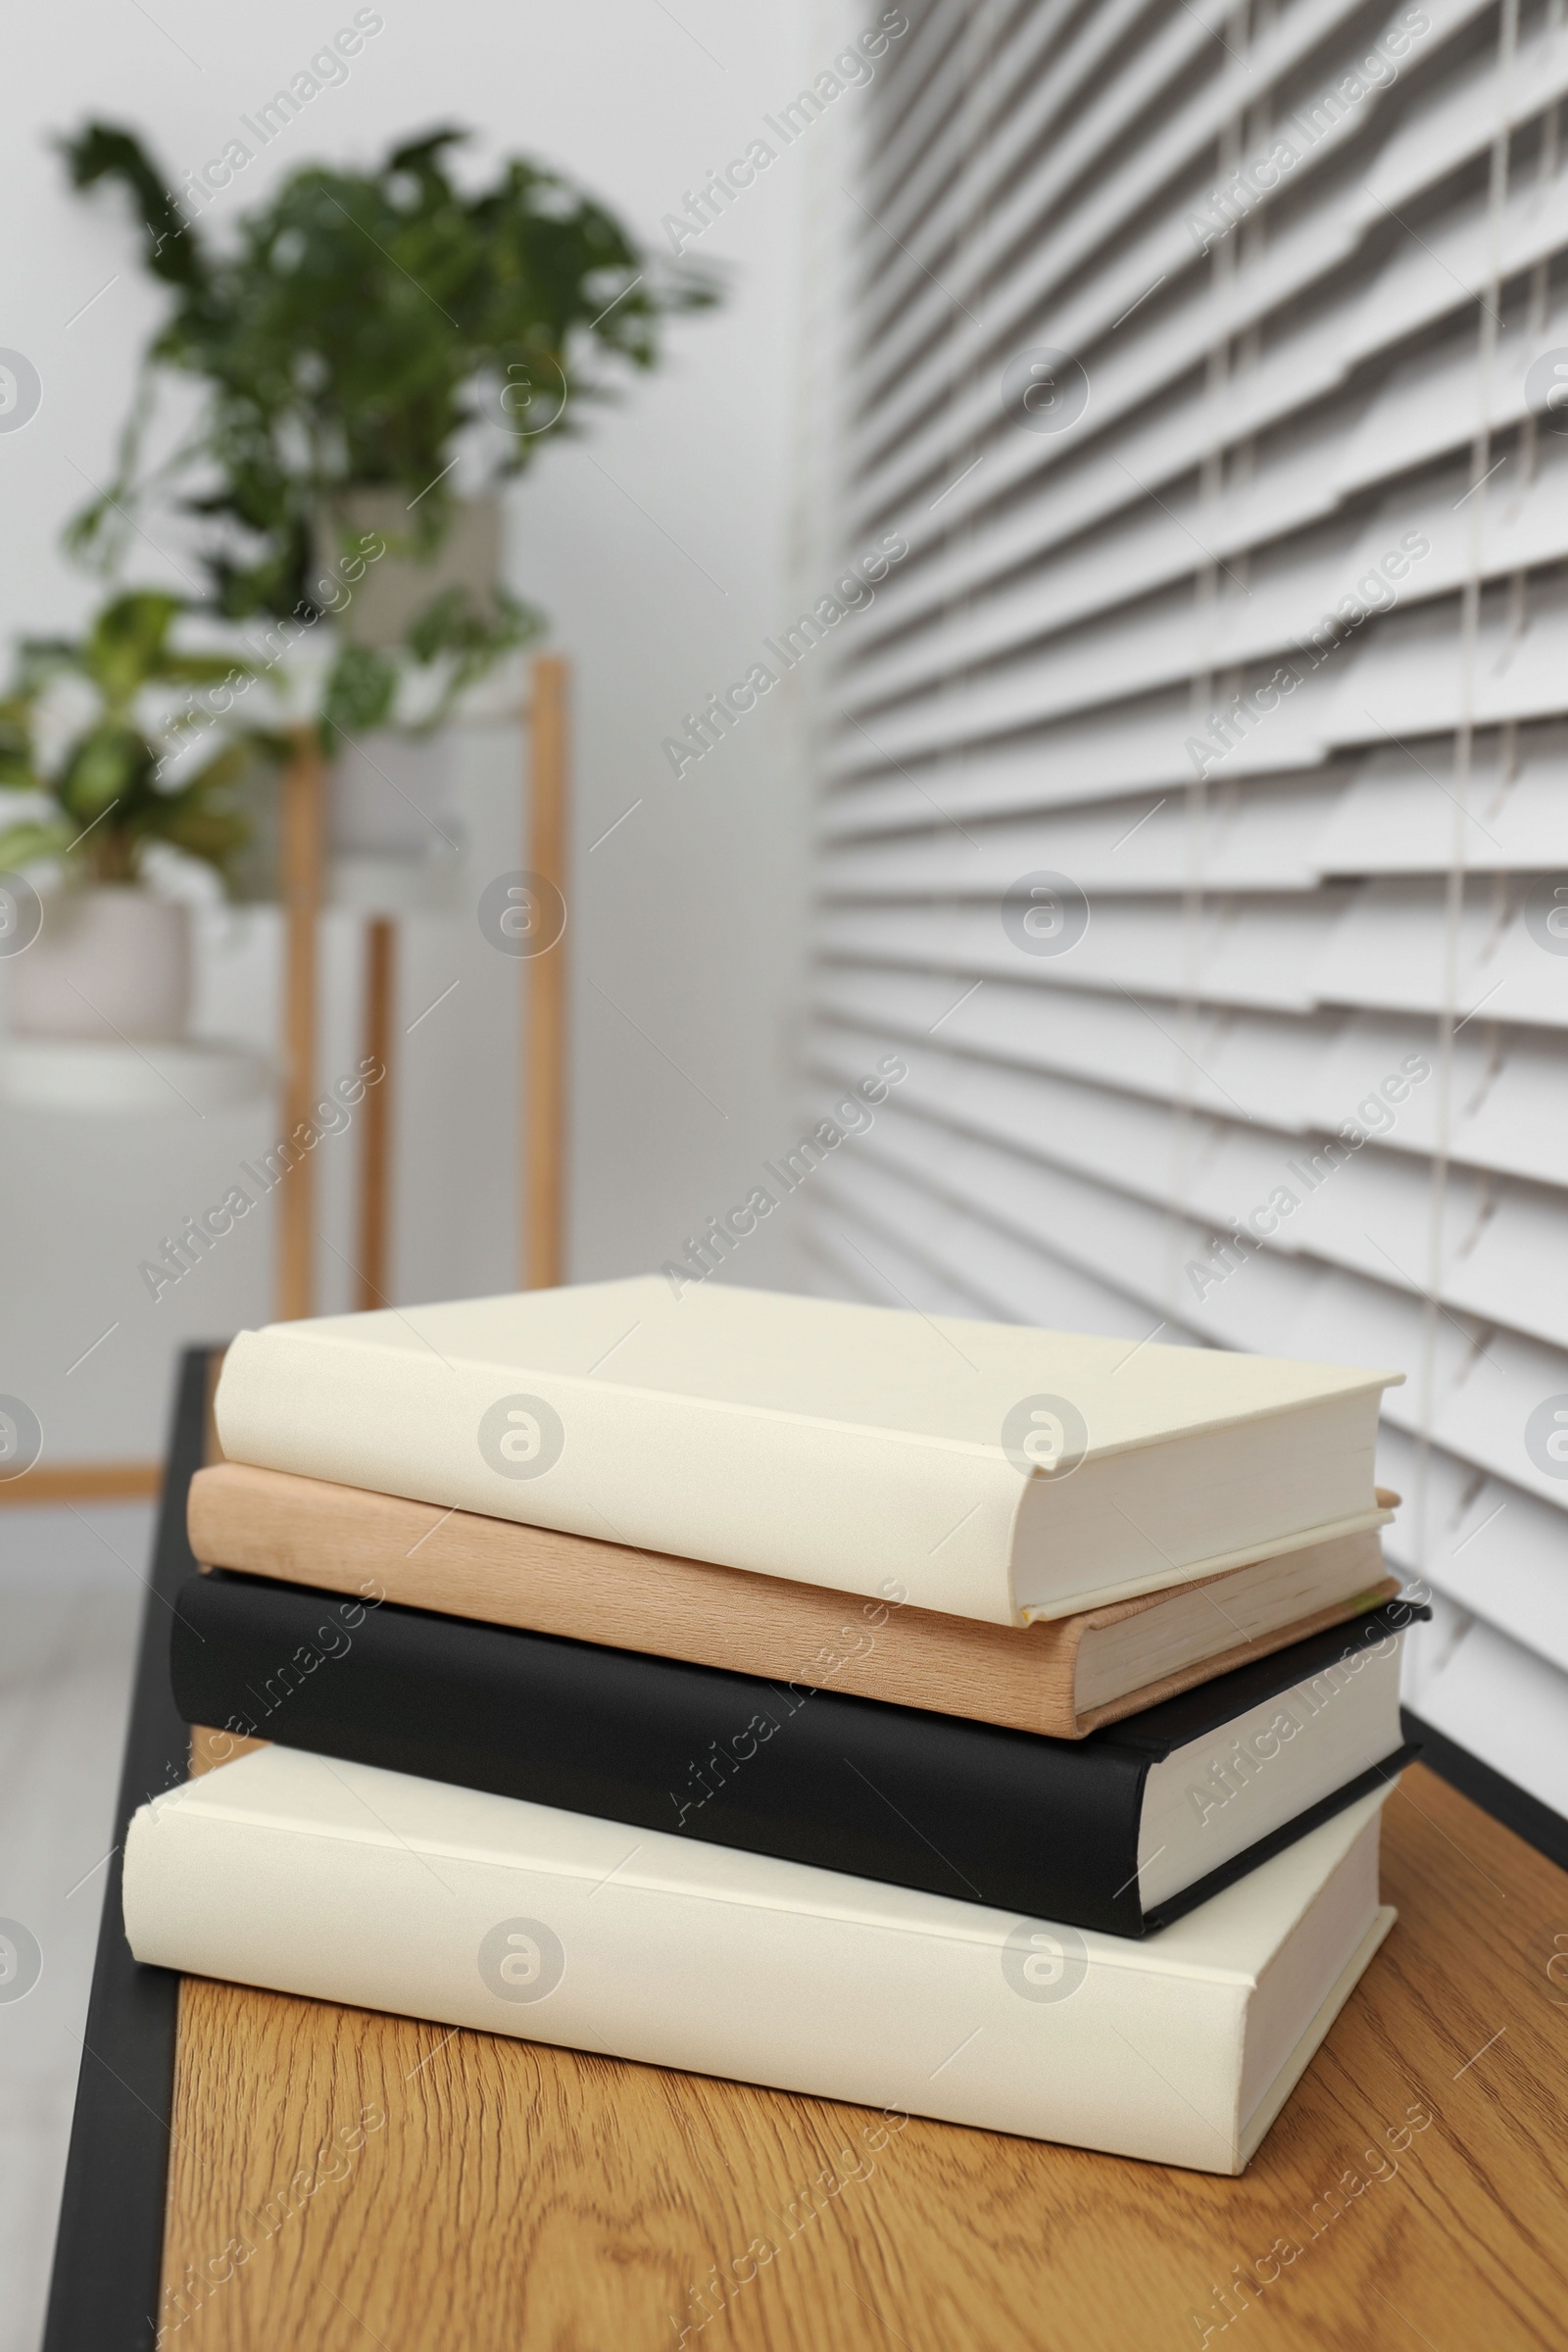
[808,0,1568,1826]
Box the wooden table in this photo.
[44,1355,1568,2352]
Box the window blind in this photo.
[807,0,1568,1835]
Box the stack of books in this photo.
[122,1277,1420,2174]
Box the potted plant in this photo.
[61,122,717,738]
[0,590,284,1039]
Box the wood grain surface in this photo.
[154,1762,1568,2352]
[186,1461,1396,1740]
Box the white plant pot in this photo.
[319,489,503,651]
[7,887,194,1042]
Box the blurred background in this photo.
[5,0,1568,2340]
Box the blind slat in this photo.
[811,0,1568,1828]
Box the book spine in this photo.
[171,1571,1149,1934]
[185,1463,1088,1740]
[215,1332,1026,1623]
[122,1755,1250,2171]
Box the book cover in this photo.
[122,1747,1396,2175]
[214,1278,1398,1624]
[171,1572,1420,1935]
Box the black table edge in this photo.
[1401,1706,1568,1875]
[42,1347,213,2352]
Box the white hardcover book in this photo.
[215,1277,1397,1624]
[122,1748,1396,2175]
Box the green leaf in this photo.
[0,589,284,887]
[59,122,209,289]
[0,698,36,790]
[57,723,146,819]
[0,818,73,871]
[321,643,398,742]
[178,734,288,798]
[151,651,256,689]
[87,591,185,708]
[399,585,541,731]
[136,792,251,871]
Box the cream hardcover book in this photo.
[214,1277,1398,1625]
[122,1749,1396,2175]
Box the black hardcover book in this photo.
[171,1572,1423,1936]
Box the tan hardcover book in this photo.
[188,1463,1398,1739]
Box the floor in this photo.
[0,1501,150,2352]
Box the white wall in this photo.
[0,0,832,1458]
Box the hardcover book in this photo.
[121,1749,1396,2176]
[171,1571,1419,1936]
[214,1277,1398,1624]
[188,1461,1398,1739]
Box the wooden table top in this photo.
[45,1355,1568,2352]
[153,1763,1567,2351]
